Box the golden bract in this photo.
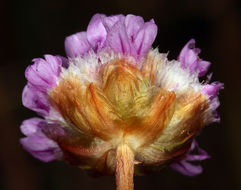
[49,50,208,174]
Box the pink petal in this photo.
[133,21,157,57]
[178,39,211,77]
[22,84,50,116]
[202,82,224,101]
[102,14,125,31]
[44,55,62,76]
[171,140,210,176]
[20,118,44,136]
[178,39,199,68]
[20,118,63,162]
[106,20,135,55]
[56,55,69,68]
[86,14,107,50]
[125,14,144,42]
[25,59,53,89]
[202,82,224,122]
[20,135,61,162]
[186,141,210,161]
[196,60,211,77]
[26,55,62,90]
[171,161,203,176]
[65,32,91,57]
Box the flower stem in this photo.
[115,143,134,190]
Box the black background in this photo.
[0,0,241,190]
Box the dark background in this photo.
[0,0,241,190]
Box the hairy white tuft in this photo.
[149,49,203,97]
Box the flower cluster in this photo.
[21,13,223,189]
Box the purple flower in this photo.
[178,39,211,77]
[20,118,62,162]
[21,13,223,189]
[25,55,62,90]
[22,55,63,116]
[65,14,157,59]
[178,39,224,124]
[170,140,210,176]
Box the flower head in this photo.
[21,14,223,189]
